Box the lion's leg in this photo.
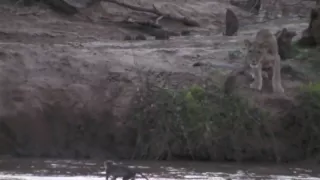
[249,63,263,91]
[272,55,285,93]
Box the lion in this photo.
[243,29,284,93]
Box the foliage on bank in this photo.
[280,83,320,161]
[130,77,320,162]
[292,43,320,74]
[130,82,275,161]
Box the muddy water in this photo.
[0,158,319,180]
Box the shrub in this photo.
[292,43,320,74]
[280,82,320,159]
[130,83,271,161]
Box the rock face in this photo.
[298,5,320,47]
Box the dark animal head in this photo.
[275,28,297,43]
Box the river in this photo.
[0,158,319,179]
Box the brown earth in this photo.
[0,0,315,160]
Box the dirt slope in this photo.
[0,1,312,158]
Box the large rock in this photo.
[224,8,239,36]
[298,5,320,47]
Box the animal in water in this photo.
[243,29,284,93]
[275,28,297,60]
[224,8,239,36]
[104,160,149,180]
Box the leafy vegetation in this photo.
[279,82,320,160]
[131,83,276,161]
[130,55,320,162]
[291,42,320,73]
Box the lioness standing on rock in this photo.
[244,29,284,93]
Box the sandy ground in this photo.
[0,2,309,75]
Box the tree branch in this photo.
[103,0,200,27]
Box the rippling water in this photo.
[0,158,319,179]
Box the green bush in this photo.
[131,83,270,161]
[280,82,320,159]
[129,77,320,162]
[291,43,320,73]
